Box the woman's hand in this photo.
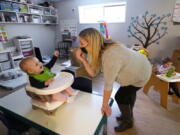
[75,48,96,77]
[75,48,86,62]
[53,50,60,57]
[101,90,112,116]
[45,78,54,86]
[101,104,112,116]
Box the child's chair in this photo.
[172,50,180,92]
[25,72,74,115]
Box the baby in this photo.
[19,50,74,102]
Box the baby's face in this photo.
[163,62,172,68]
[27,58,43,74]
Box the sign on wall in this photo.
[173,0,180,22]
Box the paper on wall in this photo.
[60,19,78,36]
[173,0,180,22]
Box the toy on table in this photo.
[165,66,176,77]
[25,72,78,115]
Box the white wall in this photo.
[56,0,180,61]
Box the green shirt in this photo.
[29,67,56,82]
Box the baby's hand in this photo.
[54,50,60,57]
[172,72,176,76]
[45,78,54,86]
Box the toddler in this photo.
[156,57,180,98]
[19,50,74,102]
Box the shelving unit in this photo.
[0,50,27,90]
[0,38,35,71]
[0,0,58,25]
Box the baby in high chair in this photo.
[19,50,75,102]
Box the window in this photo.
[78,2,126,24]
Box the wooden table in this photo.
[0,89,113,135]
[143,73,180,109]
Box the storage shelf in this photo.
[0,22,18,24]
[4,0,27,5]
[0,1,58,25]
[3,0,28,4]
[3,0,55,10]
[42,14,57,17]
[0,10,16,13]
[0,22,57,25]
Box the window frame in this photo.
[78,2,127,24]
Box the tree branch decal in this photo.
[127,11,171,49]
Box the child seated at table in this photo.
[19,50,75,102]
[154,57,180,98]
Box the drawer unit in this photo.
[0,61,12,71]
[0,51,14,72]
[0,52,9,62]
[22,49,33,57]
[13,38,34,57]
[21,40,32,45]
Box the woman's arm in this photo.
[101,90,112,116]
[75,48,96,77]
[101,48,123,116]
[81,58,96,77]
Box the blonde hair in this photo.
[79,28,116,73]
[19,57,34,73]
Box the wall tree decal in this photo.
[128,11,171,49]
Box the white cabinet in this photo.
[0,0,58,25]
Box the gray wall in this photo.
[56,0,180,61]
[5,25,56,56]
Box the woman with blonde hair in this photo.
[75,28,152,132]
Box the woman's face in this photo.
[79,37,88,48]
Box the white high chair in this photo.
[25,72,74,114]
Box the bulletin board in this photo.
[173,0,180,22]
[60,19,78,36]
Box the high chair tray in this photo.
[26,72,74,95]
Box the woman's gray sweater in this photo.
[102,44,152,90]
